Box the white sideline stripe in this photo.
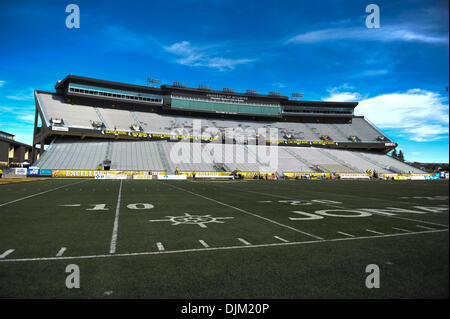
[274,236,289,243]
[156,242,165,251]
[392,227,411,233]
[238,238,252,246]
[109,180,123,254]
[416,225,436,231]
[0,249,14,259]
[56,247,67,257]
[199,240,209,248]
[0,180,89,207]
[164,183,324,241]
[337,231,354,238]
[244,189,449,227]
[366,229,385,235]
[1,229,447,263]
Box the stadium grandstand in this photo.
[30,74,425,178]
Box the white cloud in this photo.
[17,113,35,123]
[323,87,361,102]
[323,88,449,141]
[0,80,5,87]
[402,125,449,142]
[0,105,14,112]
[164,41,255,71]
[361,69,389,77]
[272,82,287,89]
[6,89,34,101]
[323,92,361,102]
[354,89,449,142]
[287,26,448,44]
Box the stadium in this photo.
[30,74,426,178]
[0,74,448,299]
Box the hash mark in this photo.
[416,225,436,231]
[392,227,411,233]
[366,229,385,235]
[274,236,289,243]
[237,238,252,246]
[56,247,67,257]
[337,231,354,238]
[199,240,210,248]
[0,249,15,259]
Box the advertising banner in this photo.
[338,173,370,179]
[52,170,149,178]
[15,168,27,175]
[40,169,53,176]
[156,175,187,180]
[28,168,41,175]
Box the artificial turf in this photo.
[0,178,448,298]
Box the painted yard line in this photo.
[199,240,210,248]
[274,235,289,243]
[156,242,165,251]
[164,183,324,241]
[0,249,15,259]
[237,238,252,246]
[109,180,123,254]
[416,225,436,231]
[56,247,67,257]
[364,211,449,228]
[337,231,355,238]
[243,185,449,208]
[0,179,90,207]
[366,229,385,235]
[243,189,449,228]
[392,227,411,233]
[1,229,447,263]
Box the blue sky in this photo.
[0,0,448,162]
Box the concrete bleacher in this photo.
[37,92,102,128]
[360,152,423,173]
[109,140,166,171]
[321,148,388,173]
[34,138,424,174]
[337,117,383,142]
[35,138,108,169]
[36,92,389,144]
[98,108,139,131]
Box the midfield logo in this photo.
[149,213,234,228]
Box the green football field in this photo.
[0,178,448,298]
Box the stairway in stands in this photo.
[317,148,359,173]
[283,147,323,173]
[352,152,398,173]
[156,141,174,174]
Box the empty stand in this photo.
[97,108,139,130]
[34,138,424,174]
[37,92,102,128]
[35,138,108,169]
[36,92,391,144]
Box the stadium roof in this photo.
[54,74,358,108]
[55,74,163,95]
